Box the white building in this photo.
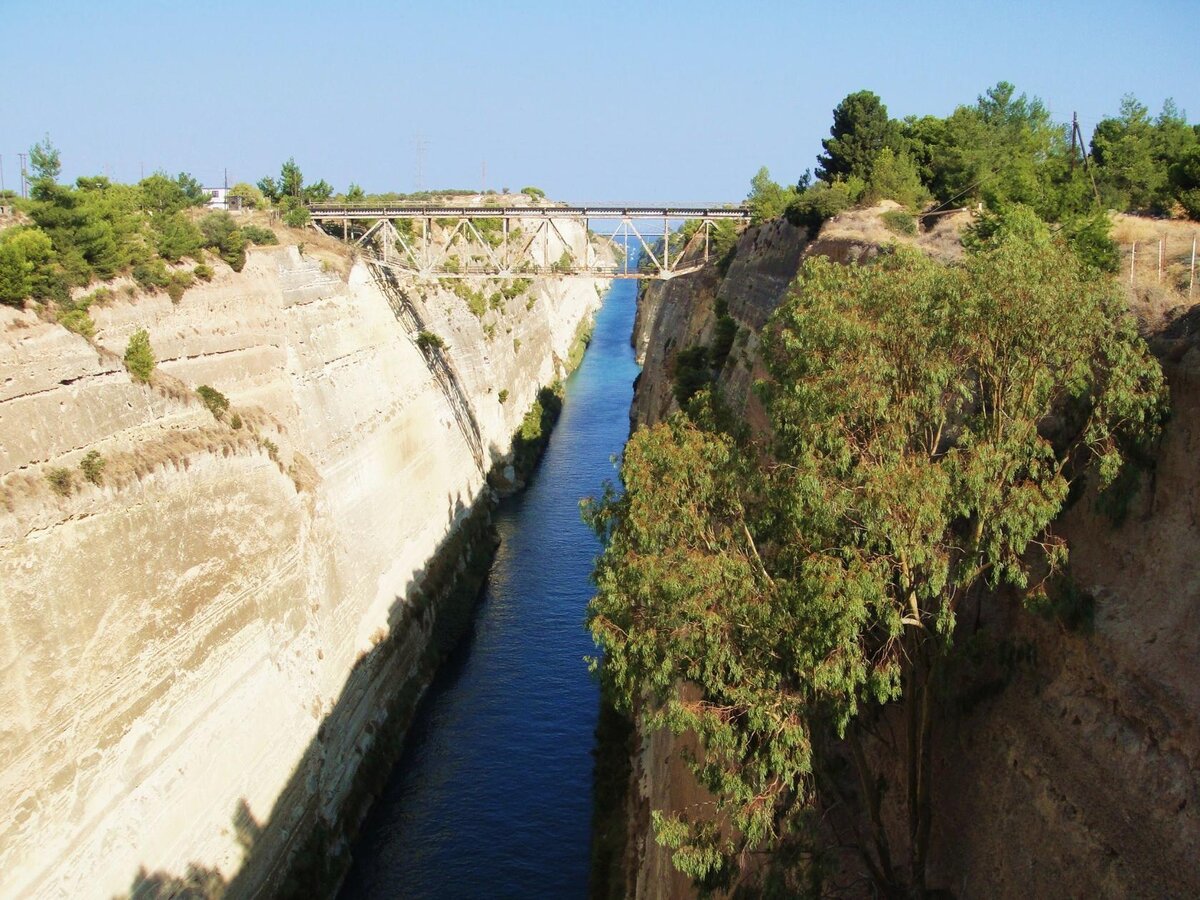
[204,187,242,211]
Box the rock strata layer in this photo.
[0,240,602,898]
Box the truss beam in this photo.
[332,207,740,281]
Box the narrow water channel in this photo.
[338,268,640,898]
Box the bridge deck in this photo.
[307,203,750,220]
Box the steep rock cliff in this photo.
[620,207,1200,898]
[0,236,603,898]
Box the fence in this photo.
[1122,234,1197,297]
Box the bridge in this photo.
[306,203,751,279]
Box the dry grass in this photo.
[1110,212,1200,246]
[0,413,305,518]
[287,450,322,493]
[817,202,972,264]
[1112,214,1200,330]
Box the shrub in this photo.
[283,206,310,228]
[784,176,866,231]
[747,167,795,224]
[881,209,918,236]
[672,346,712,405]
[166,270,194,303]
[498,388,509,403]
[229,412,243,430]
[196,384,230,419]
[59,308,96,339]
[242,225,278,245]
[199,212,248,271]
[521,186,546,201]
[154,212,205,262]
[77,287,113,308]
[227,182,266,210]
[415,330,446,352]
[193,262,214,281]
[132,258,170,291]
[865,148,929,209]
[79,450,105,484]
[513,337,521,353]
[709,306,738,369]
[123,328,155,382]
[46,467,73,496]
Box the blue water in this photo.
[338,271,640,899]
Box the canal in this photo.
[338,267,640,898]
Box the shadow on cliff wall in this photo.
[367,260,488,472]
[115,492,499,899]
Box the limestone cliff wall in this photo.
[631,219,807,431]
[622,219,810,900]
[0,238,602,898]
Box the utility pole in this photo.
[18,152,27,199]
[1070,112,1078,171]
[481,159,487,194]
[1070,112,1102,206]
[0,154,5,196]
[413,136,428,193]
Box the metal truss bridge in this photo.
[306,203,751,280]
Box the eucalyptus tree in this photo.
[587,209,1166,894]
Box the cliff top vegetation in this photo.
[746,82,1200,276]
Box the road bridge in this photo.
[306,202,751,279]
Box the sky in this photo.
[3,0,1198,204]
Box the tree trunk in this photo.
[849,726,895,887]
[905,630,921,889]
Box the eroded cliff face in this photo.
[621,208,1200,898]
[918,325,1200,897]
[0,237,603,898]
[623,218,812,900]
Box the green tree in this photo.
[29,135,62,182]
[175,172,208,206]
[746,167,793,224]
[588,213,1166,894]
[1091,94,1161,211]
[153,212,204,262]
[227,182,266,210]
[816,90,898,183]
[256,176,280,204]
[345,183,365,202]
[784,176,866,230]
[279,158,304,199]
[1170,145,1200,219]
[27,182,124,283]
[139,173,194,214]
[123,328,156,382]
[0,243,31,305]
[935,82,1062,212]
[199,211,248,270]
[0,227,59,301]
[303,179,333,202]
[864,147,929,208]
[282,205,310,228]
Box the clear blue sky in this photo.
[3,0,1198,203]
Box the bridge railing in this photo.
[306,203,751,220]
